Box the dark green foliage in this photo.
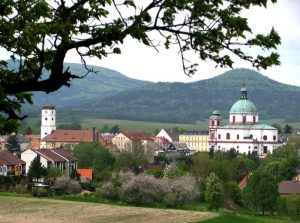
[284,124,293,133]
[73,142,115,177]
[110,125,121,134]
[47,167,63,178]
[1,0,280,134]
[242,171,279,215]
[272,123,283,134]
[27,156,47,181]
[226,181,242,205]
[6,135,21,153]
[145,169,164,178]
[70,169,80,181]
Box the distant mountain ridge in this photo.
[76,68,300,123]
[7,61,149,108]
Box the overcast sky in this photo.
[65,0,300,86]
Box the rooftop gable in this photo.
[0,150,26,165]
[36,149,66,162]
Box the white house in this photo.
[156,129,178,143]
[209,87,282,157]
[21,148,77,176]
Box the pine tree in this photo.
[6,135,21,153]
[27,156,48,181]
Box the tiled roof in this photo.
[165,129,178,141]
[36,149,66,162]
[0,150,26,165]
[155,137,171,145]
[278,180,300,194]
[77,169,93,180]
[122,132,152,141]
[42,129,101,142]
[52,148,77,161]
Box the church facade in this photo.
[209,87,281,157]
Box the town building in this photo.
[156,129,178,142]
[0,150,26,176]
[40,128,103,149]
[40,105,56,140]
[209,87,281,157]
[21,148,77,176]
[179,130,209,152]
[111,132,154,151]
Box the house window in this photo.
[226,133,230,140]
[4,166,7,173]
[237,134,239,140]
[263,146,268,154]
[263,135,267,141]
[243,116,246,124]
[0,167,2,173]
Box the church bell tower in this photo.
[40,104,56,140]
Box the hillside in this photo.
[76,68,300,123]
[7,61,149,108]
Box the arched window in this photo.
[218,134,221,139]
[217,120,220,126]
[263,135,267,141]
[253,116,256,123]
[243,116,246,124]
[233,116,235,124]
[237,134,239,140]
[273,135,276,141]
[226,133,230,140]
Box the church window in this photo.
[233,116,235,124]
[237,134,239,140]
[263,146,268,154]
[243,116,246,124]
[52,118,54,121]
[226,133,230,139]
[263,135,267,141]
[218,134,221,139]
[273,135,276,141]
[250,134,253,139]
[217,120,220,126]
[211,121,213,126]
[45,118,48,121]
[253,116,256,123]
[45,132,47,135]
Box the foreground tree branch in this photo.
[0,0,280,134]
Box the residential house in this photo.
[25,134,41,150]
[169,142,193,155]
[21,148,77,177]
[40,128,104,149]
[0,150,26,176]
[77,169,93,182]
[179,130,209,152]
[111,132,154,151]
[278,180,300,195]
[152,137,171,156]
[156,129,178,143]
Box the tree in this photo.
[27,156,48,181]
[73,142,115,175]
[284,124,293,134]
[205,172,224,210]
[0,0,280,134]
[47,167,63,178]
[110,125,121,134]
[101,124,110,133]
[242,171,279,215]
[6,135,21,153]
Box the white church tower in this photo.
[40,104,56,140]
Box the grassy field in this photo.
[0,194,217,223]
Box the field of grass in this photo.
[0,194,217,223]
[199,213,300,223]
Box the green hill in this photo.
[77,68,300,123]
[7,61,149,108]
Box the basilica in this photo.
[208,87,282,157]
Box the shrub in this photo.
[14,184,28,194]
[53,176,80,195]
[96,181,120,201]
[146,169,164,178]
[205,172,224,210]
[164,176,200,208]
[37,188,49,197]
[226,181,242,205]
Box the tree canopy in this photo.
[0,0,280,134]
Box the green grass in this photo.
[199,213,300,223]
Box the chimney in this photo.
[92,127,96,142]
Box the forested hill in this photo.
[80,68,300,123]
[7,61,149,108]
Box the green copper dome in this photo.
[212,110,221,116]
[230,87,257,114]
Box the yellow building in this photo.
[179,131,209,152]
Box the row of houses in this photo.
[0,148,77,177]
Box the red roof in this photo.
[36,149,66,162]
[52,148,77,161]
[42,129,102,142]
[156,137,171,145]
[77,169,93,180]
[239,175,249,188]
[279,180,300,194]
[0,150,25,165]
[122,132,152,141]
[165,129,178,141]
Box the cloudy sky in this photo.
[64,0,300,86]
